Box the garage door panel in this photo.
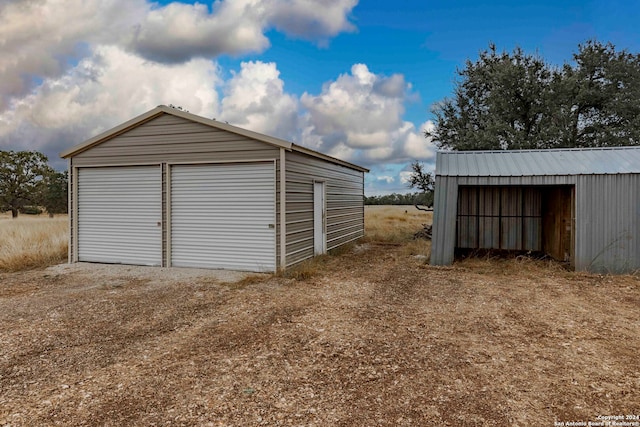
[78,166,161,266]
[171,162,276,272]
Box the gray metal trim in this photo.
[437,147,640,177]
[165,163,172,268]
[280,148,287,269]
[67,158,72,264]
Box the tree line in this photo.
[0,151,67,218]
[365,191,432,206]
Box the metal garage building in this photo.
[430,147,640,273]
[61,105,368,272]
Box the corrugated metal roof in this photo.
[436,146,640,177]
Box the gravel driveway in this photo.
[1,245,638,426]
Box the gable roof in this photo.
[60,105,369,173]
[436,146,640,177]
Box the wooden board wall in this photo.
[542,186,574,264]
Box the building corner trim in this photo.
[280,148,287,269]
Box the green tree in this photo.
[0,151,52,218]
[555,40,640,147]
[428,40,640,150]
[40,170,68,217]
[407,161,434,208]
[428,44,555,150]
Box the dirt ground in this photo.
[1,242,639,426]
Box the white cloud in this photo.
[0,0,358,107]
[377,175,395,184]
[220,61,298,140]
[0,45,221,166]
[267,0,358,40]
[0,0,147,108]
[299,64,436,166]
[130,0,358,62]
[397,120,437,161]
[127,1,271,63]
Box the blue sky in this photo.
[1,0,639,194]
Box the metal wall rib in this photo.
[284,151,364,267]
[431,164,640,273]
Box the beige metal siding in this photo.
[72,114,279,167]
[69,113,281,268]
[67,111,367,270]
[284,151,364,267]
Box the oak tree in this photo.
[0,151,52,218]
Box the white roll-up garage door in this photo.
[170,162,276,272]
[77,166,162,266]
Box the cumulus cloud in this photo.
[0,0,147,108]
[299,64,436,166]
[0,0,358,107]
[0,45,220,167]
[130,0,358,62]
[267,0,358,40]
[219,61,298,140]
[127,1,271,63]
[0,0,441,196]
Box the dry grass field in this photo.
[0,214,67,272]
[0,206,638,426]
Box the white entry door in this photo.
[77,166,162,266]
[170,162,276,272]
[314,181,326,255]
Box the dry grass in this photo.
[276,255,332,280]
[366,205,432,262]
[0,215,68,272]
[364,205,431,243]
[456,253,572,278]
[280,206,431,279]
